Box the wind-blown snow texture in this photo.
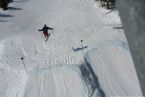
[0,0,142,97]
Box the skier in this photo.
[38,24,54,41]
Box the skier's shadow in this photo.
[72,46,88,52]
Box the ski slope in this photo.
[0,0,142,97]
[85,45,142,96]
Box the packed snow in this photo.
[0,0,143,97]
[85,45,142,96]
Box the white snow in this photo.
[85,45,142,96]
[25,65,88,97]
[0,0,143,97]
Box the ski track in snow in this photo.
[0,0,142,97]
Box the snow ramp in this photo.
[85,45,142,96]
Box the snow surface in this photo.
[0,0,142,97]
[85,45,142,96]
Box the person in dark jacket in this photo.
[38,24,54,41]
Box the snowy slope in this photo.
[85,45,142,96]
[0,0,142,97]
